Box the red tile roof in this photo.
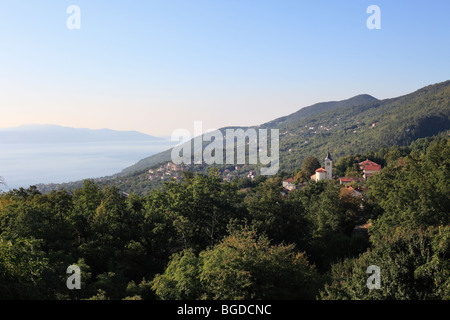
[364,164,381,171]
[339,177,362,182]
[359,159,378,166]
[315,167,326,173]
[359,159,381,172]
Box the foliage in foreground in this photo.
[152,228,323,300]
[0,136,448,300]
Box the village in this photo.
[147,162,186,182]
[147,161,258,183]
[281,152,382,198]
[147,151,382,200]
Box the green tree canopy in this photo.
[152,228,323,300]
[294,156,321,182]
[320,226,450,300]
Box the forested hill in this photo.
[262,94,379,129]
[278,80,450,170]
[120,80,450,175]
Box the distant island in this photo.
[0,124,163,144]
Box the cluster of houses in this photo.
[223,165,256,182]
[282,152,382,196]
[148,162,185,181]
[148,152,382,194]
[280,123,338,138]
[148,162,258,183]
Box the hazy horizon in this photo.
[1,1,450,136]
[0,123,167,137]
[0,140,176,190]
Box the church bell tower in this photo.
[325,152,333,180]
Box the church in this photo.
[310,152,333,182]
[309,152,383,183]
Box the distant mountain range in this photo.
[0,124,162,144]
[119,80,450,176]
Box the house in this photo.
[247,171,256,181]
[282,178,296,191]
[341,186,363,198]
[165,162,180,171]
[339,177,364,185]
[359,159,382,180]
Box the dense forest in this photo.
[1,135,448,300]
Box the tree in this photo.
[366,137,450,241]
[344,166,362,178]
[145,169,244,253]
[71,180,103,244]
[0,238,50,299]
[320,226,450,300]
[0,176,6,191]
[151,249,202,300]
[288,180,366,272]
[244,177,310,249]
[200,229,323,300]
[93,186,129,246]
[0,190,76,254]
[334,154,361,177]
[152,228,323,300]
[294,181,361,236]
[294,156,321,182]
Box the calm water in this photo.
[0,140,175,190]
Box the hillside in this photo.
[118,94,380,175]
[278,80,450,170]
[263,94,379,129]
[120,80,450,175]
[36,80,450,195]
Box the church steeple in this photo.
[324,152,332,180]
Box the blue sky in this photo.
[0,0,449,135]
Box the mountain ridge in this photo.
[119,93,383,175]
[262,94,379,128]
[0,124,162,144]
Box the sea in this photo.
[0,140,175,190]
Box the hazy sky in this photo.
[1,0,449,136]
